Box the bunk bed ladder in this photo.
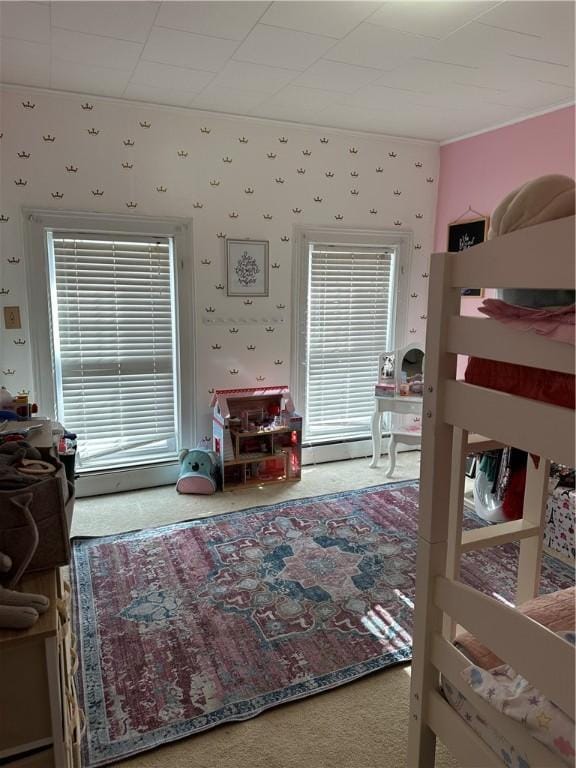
[406,251,460,767]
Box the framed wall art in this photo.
[226,239,269,297]
[447,215,489,297]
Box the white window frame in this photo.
[24,209,195,496]
[291,226,412,463]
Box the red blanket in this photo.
[464,357,575,410]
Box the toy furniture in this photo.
[370,342,424,473]
[370,394,422,473]
[211,387,302,490]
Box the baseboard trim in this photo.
[76,462,179,498]
[302,440,417,465]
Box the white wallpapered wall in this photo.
[0,87,438,440]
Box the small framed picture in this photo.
[3,306,22,329]
[227,239,269,297]
[447,216,489,297]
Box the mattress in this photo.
[464,356,575,409]
[443,678,533,768]
[443,588,576,767]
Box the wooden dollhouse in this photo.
[211,386,302,490]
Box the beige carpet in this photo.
[74,454,459,768]
[72,454,422,537]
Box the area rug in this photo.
[72,480,574,767]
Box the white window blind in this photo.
[49,232,178,471]
[305,244,396,442]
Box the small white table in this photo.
[370,394,423,474]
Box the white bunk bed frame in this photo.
[407,215,576,768]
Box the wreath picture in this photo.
[227,240,269,296]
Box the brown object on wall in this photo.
[3,306,22,329]
[0,451,72,581]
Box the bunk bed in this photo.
[407,214,575,768]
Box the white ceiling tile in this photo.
[0,36,50,86]
[415,29,573,88]
[292,59,383,93]
[233,24,336,70]
[0,1,50,43]
[403,83,512,110]
[123,83,197,107]
[51,1,159,43]
[303,104,384,130]
[446,19,573,66]
[142,26,238,72]
[325,22,437,70]
[312,101,450,138]
[338,84,431,110]
[373,60,477,90]
[155,2,267,41]
[482,81,574,111]
[261,85,339,110]
[476,1,574,40]
[51,27,143,71]
[209,60,298,94]
[190,84,269,112]
[259,2,382,39]
[50,58,131,97]
[505,56,574,88]
[130,60,215,93]
[372,58,519,93]
[249,100,320,122]
[458,55,574,91]
[367,1,499,39]
[413,34,498,70]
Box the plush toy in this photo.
[0,552,50,629]
[0,501,49,629]
[176,448,220,494]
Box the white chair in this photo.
[386,420,422,477]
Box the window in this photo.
[293,228,410,454]
[47,232,178,470]
[26,210,194,495]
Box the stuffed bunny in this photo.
[0,490,50,629]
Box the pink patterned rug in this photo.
[72,481,574,766]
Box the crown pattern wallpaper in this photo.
[0,86,438,439]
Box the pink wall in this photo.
[435,105,575,252]
[434,104,575,376]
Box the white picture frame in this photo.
[226,239,269,297]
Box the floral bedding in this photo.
[461,631,576,768]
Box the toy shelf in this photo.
[211,387,302,492]
[230,427,292,438]
[225,451,285,466]
[230,427,294,462]
[225,450,288,489]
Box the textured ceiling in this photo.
[0,1,574,141]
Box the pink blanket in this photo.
[456,587,576,670]
[478,300,575,346]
